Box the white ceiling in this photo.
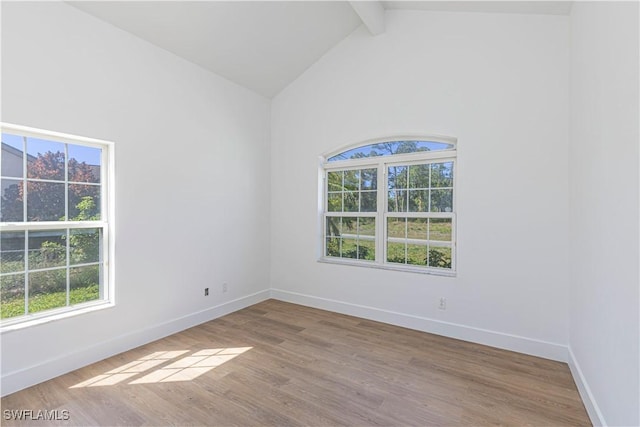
[383,1,573,15]
[69,1,573,99]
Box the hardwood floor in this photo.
[2,299,590,426]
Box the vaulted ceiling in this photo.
[69,1,573,98]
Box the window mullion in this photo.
[99,226,105,300]
[377,163,385,264]
[19,136,29,315]
[64,143,69,222]
[66,228,70,306]
[22,136,28,222]
[23,229,29,316]
[101,146,107,222]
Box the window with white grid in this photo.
[1,124,113,326]
[322,138,456,275]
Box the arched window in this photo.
[321,137,456,274]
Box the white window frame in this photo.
[0,123,115,330]
[319,135,457,276]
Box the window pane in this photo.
[341,239,358,259]
[325,217,376,261]
[388,166,407,190]
[388,190,407,212]
[430,189,453,212]
[361,191,376,212]
[70,228,101,265]
[68,145,101,183]
[1,273,25,319]
[407,218,428,239]
[28,230,67,270]
[27,181,65,221]
[408,189,429,212]
[1,231,25,273]
[344,192,359,212]
[328,140,454,162]
[361,168,377,190]
[431,162,453,188]
[358,240,375,261]
[326,237,340,257]
[69,185,101,220]
[341,217,357,235]
[343,170,359,191]
[28,269,67,314]
[26,138,65,181]
[358,217,375,237]
[2,134,24,178]
[326,216,342,237]
[407,244,428,266]
[430,218,452,241]
[428,247,452,269]
[409,164,430,189]
[387,217,406,239]
[70,265,100,304]
[387,242,406,264]
[327,171,342,192]
[1,179,24,222]
[328,193,342,212]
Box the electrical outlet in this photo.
[204,288,209,296]
[439,297,446,310]
[223,283,228,293]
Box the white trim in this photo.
[0,300,114,332]
[0,262,99,277]
[386,237,452,246]
[1,123,110,150]
[0,289,270,397]
[318,257,456,276]
[0,221,106,231]
[325,212,376,218]
[568,346,607,426]
[270,288,568,362]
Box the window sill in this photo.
[0,301,115,334]
[318,257,456,277]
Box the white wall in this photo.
[568,2,640,426]
[4,3,637,423]
[1,2,271,395]
[271,10,570,360]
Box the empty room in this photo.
[0,0,638,425]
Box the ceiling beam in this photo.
[349,1,385,36]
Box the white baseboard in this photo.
[568,346,606,426]
[1,289,270,397]
[270,288,568,362]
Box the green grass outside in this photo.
[0,284,99,319]
[387,218,452,240]
[326,216,452,267]
[387,243,452,268]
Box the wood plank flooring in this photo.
[1,299,591,426]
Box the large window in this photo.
[1,124,113,326]
[322,138,456,274]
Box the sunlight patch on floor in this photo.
[70,348,251,388]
